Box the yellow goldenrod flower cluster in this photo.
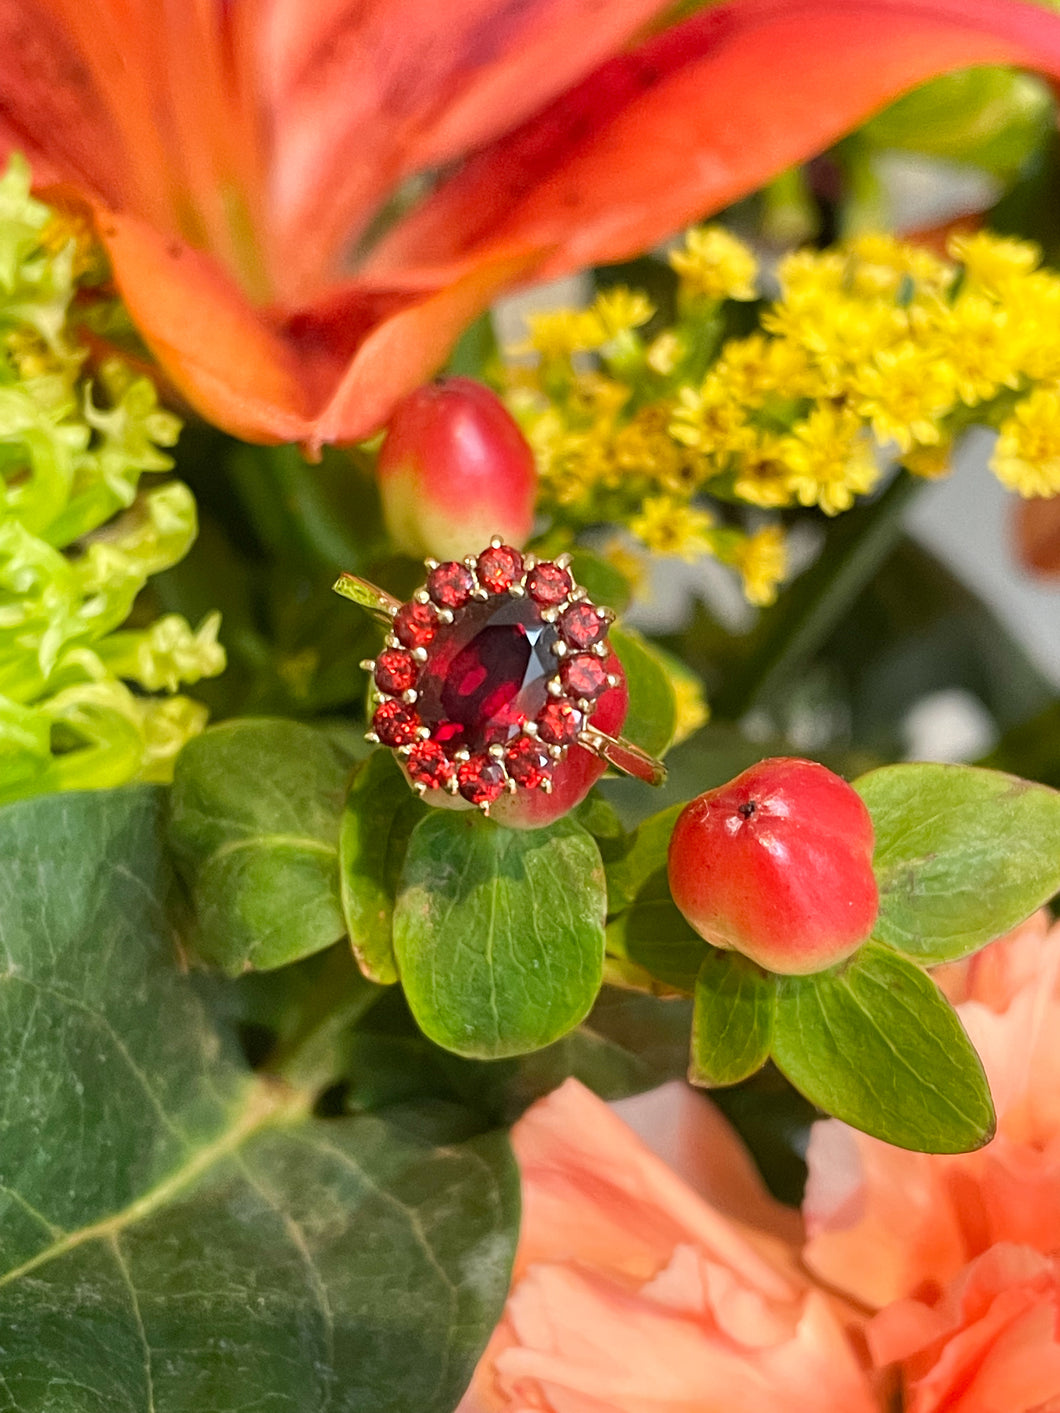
[508,224,1060,608]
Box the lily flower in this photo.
[5,0,1060,451]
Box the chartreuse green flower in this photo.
[0,155,223,805]
[508,225,1060,609]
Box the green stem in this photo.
[712,470,922,719]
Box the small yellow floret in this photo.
[948,231,1041,298]
[733,525,787,606]
[992,387,1060,498]
[670,226,758,302]
[630,495,715,559]
[590,286,655,341]
[780,406,880,515]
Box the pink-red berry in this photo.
[667,757,878,975]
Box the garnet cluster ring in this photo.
[333,539,667,814]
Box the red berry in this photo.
[457,753,507,806]
[667,757,879,976]
[560,601,609,650]
[537,699,584,746]
[526,562,572,605]
[377,378,537,559]
[373,700,421,747]
[504,736,552,788]
[427,561,474,609]
[394,599,437,650]
[404,739,454,790]
[374,648,418,696]
[477,544,524,593]
[560,653,608,701]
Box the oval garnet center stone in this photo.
[416,596,559,752]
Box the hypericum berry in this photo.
[526,561,572,605]
[477,543,523,593]
[372,700,421,747]
[393,599,438,650]
[667,757,879,976]
[560,653,608,701]
[377,378,537,559]
[374,648,418,695]
[427,561,474,609]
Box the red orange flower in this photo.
[6,1,1060,450]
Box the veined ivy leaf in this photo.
[0,787,518,1410]
[772,942,995,1153]
[857,763,1060,963]
[169,718,349,973]
[394,811,607,1058]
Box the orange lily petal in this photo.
[97,209,312,445]
[365,0,1060,287]
[254,0,674,302]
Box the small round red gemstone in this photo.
[405,739,454,790]
[537,699,584,745]
[394,599,438,650]
[560,653,608,700]
[427,561,474,609]
[373,699,421,746]
[505,736,552,788]
[560,601,609,650]
[476,544,524,593]
[374,647,418,695]
[457,753,507,805]
[526,561,572,605]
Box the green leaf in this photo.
[394,811,607,1058]
[604,803,707,994]
[0,786,518,1410]
[772,943,995,1152]
[344,986,693,1122]
[340,749,426,985]
[168,718,349,974]
[691,951,775,1087]
[606,894,707,995]
[605,803,684,911]
[609,625,678,758]
[857,763,1060,963]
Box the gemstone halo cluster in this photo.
[361,540,620,812]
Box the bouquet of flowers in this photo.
[1,2,1060,1409]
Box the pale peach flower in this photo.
[459,1078,877,1413]
[869,1244,1060,1413]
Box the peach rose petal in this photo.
[870,1245,1060,1413]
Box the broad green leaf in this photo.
[344,986,693,1121]
[568,549,633,615]
[691,951,775,1087]
[857,763,1060,963]
[606,894,707,995]
[605,804,707,994]
[168,718,349,973]
[772,943,995,1152]
[605,803,684,911]
[340,749,426,985]
[394,812,607,1058]
[609,625,678,759]
[0,787,518,1410]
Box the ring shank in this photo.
[580,729,667,786]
